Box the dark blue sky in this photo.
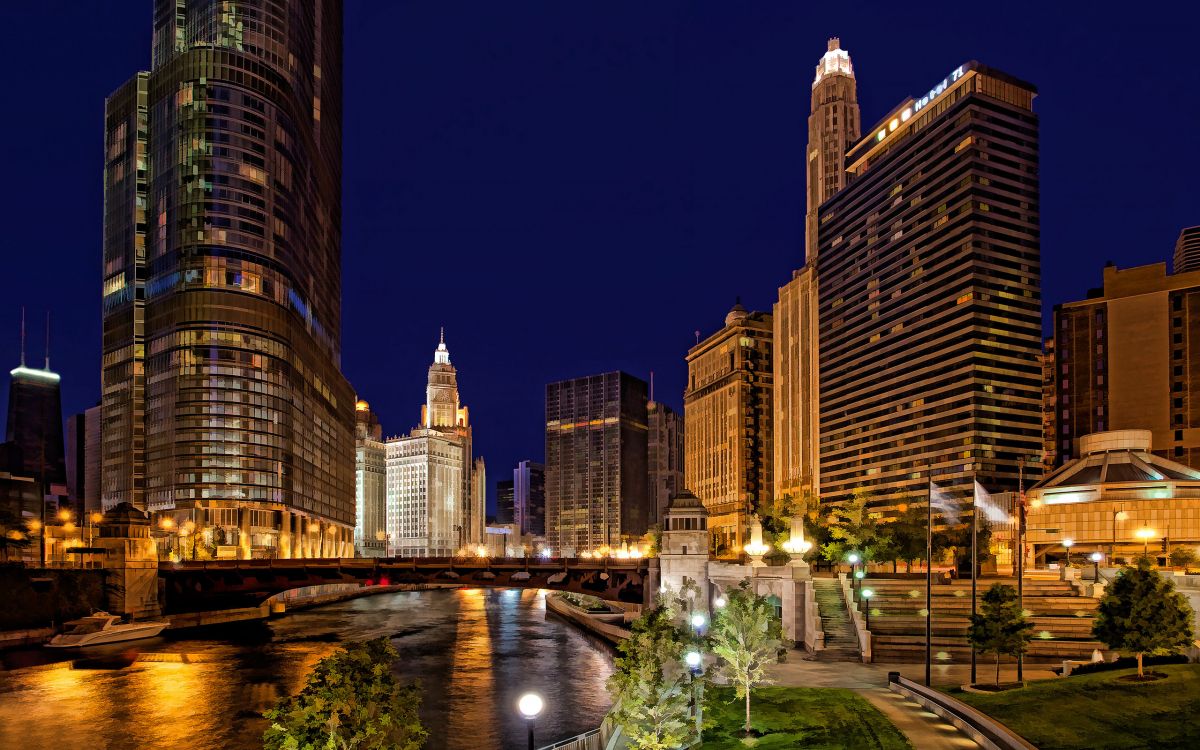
[1,2,1197,514]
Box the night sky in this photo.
[2,2,1197,515]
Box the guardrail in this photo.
[887,672,1038,750]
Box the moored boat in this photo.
[46,612,168,648]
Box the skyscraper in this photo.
[67,404,103,518]
[102,1,354,558]
[386,333,477,556]
[1052,261,1200,470]
[1174,226,1200,274]
[816,62,1042,510]
[545,372,649,555]
[354,400,387,557]
[774,39,860,506]
[513,459,546,536]
[647,400,684,528]
[684,303,774,552]
[5,326,66,500]
[496,479,515,525]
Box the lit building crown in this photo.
[813,37,854,89]
[434,326,450,365]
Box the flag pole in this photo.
[971,474,978,686]
[926,467,933,687]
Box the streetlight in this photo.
[685,650,702,670]
[517,692,544,750]
[1090,551,1103,582]
[861,589,874,630]
[847,552,861,593]
[1135,528,1156,558]
[1062,538,1074,567]
[1111,510,1127,560]
[684,650,704,736]
[713,595,727,608]
[690,612,707,633]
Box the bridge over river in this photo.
[159,557,652,614]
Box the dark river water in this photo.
[0,588,615,749]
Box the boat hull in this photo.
[46,623,168,648]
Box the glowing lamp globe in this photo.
[517,693,544,720]
[685,651,702,669]
[690,613,706,629]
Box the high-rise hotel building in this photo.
[101,1,354,557]
[684,304,774,551]
[816,62,1042,510]
[354,400,387,557]
[545,372,649,555]
[774,39,860,504]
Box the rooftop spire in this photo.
[813,36,854,89]
[44,310,50,370]
[434,327,450,365]
[19,306,25,367]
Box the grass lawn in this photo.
[954,664,1200,750]
[700,686,911,749]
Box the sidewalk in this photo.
[766,653,1058,749]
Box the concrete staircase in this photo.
[812,577,862,661]
[853,576,1105,663]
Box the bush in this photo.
[1061,653,1188,677]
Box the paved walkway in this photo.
[767,652,1058,749]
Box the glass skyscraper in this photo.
[102,1,354,558]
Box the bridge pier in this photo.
[95,503,162,619]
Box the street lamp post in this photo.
[1112,510,1127,561]
[1090,552,1103,582]
[1062,538,1074,567]
[685,650,704,737]
[861,589,873,630]
[847,553,860,595]
[1136,528,1156,559]
[517,693,544,750]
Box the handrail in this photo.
[887,673,1038,750]
[837,573,871,662]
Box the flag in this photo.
[929,480,960,524]
[973,480,1008,523]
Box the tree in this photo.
[819,490,878,565]
[1092,559,1195,678]
[1169,546,1198,570]
[967,583,1033,686]
[606,607,696,750]
[708,580,787,736]
[263,638,426,750]
[889,506,930,572]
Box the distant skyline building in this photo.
[1051,262,1200,470]
[684,303,774,552]
[386,333,479,556]
[816,61,1042,510]
[545,371,649,555]
[4,322,67,511]
[513,459,546,537]
[101,0,354,558]
[470,456,487,546]
[496,478,515,525]
[354,400,387,557]
[774,38,861,506]
[1173,226,1200,274]
[647,399,684,528]
[66,403,103,517]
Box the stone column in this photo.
[300,515,311,558]
[279,510,292,560]
[239,508,252,559]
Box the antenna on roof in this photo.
[694,330,701,345]
[19,307,25,367]
[650,370,655,403]
[44,311,50,370]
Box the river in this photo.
[0,588,616,749]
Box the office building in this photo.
[101,0,354,558]
[816,62,1042,512]
[470,456,487,546]
[545,372,649,555]
[1051,262,1200,470]
[514,459,546,536]
[647,401,684,527]
[386,333,477,556]
[1042,338,1057,471]
[4,327,68,521]
[774,39,861,506]
[496,479,515,525]
[684,303,774,552]
[67,404,103,518]
[1173,226,1200,274]
[354,400,387,557]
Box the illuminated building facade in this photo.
[775,39,860,505]
[1052,262,1200,470]
[354,400,387,557]
[1173,226,1200,274]
[545,372,649,555]
[101,0,355,558]
[684,303,774,552]
[647,400,684,527]
[385,333,478,556]
[5,362,66,492]
[817,62,1042,512]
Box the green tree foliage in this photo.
[819,490,878,564]
[967,583,1033,686]
[708,580,788,735]
[1092,560,1195,678]
[605,607,697,750]
[263,638,426,750]
[1168,546,1198,570]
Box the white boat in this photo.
[46,612,168,648]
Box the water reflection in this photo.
[0,588,615,749]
